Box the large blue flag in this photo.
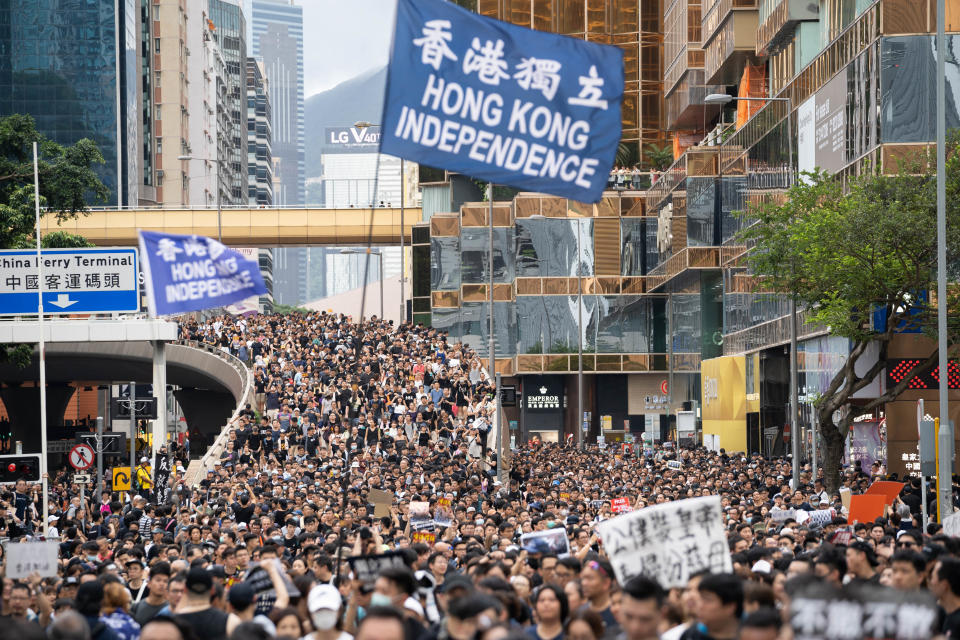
[381,0,623,203]
[138,230,268,316]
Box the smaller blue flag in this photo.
[138,230,267,316]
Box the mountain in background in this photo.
[304,65,387,178]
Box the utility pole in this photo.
[96,416,104,496]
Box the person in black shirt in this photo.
[231,492,256,525]
[177,568,229,640]
[304,426,321,457]
[932,557,960,639]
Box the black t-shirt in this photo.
[942,607,960,639]
[177,607,229,640]
[232,502,256,524]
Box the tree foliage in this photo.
[739,143,960,491]
[0,114,107,366]
[644,143,674,171]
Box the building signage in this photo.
[524,376,563,412]
[0,248,139,315]
[798,72,846,177]
[644,394,668,411]
[527,385,561,409]
[325,126,382,152]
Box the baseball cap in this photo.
[308,584,342,613]
[185,567,213,595]
[227,583,256,610]
[437,574,474,594]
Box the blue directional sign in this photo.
[0,248,139,315]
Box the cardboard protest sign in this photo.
[848,494,886,524]
[434,497,454,527]
[865,481,905,506]
[348,552,408,584]
[598,495,731,588]
[611,497,632,514]
[790,580,938,640]
[5,541,59,578]
[520,527,570,557]
[369,489,394,517]
[840,487,852,511]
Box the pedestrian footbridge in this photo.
[0,320,253,470]
[39,206,420,246]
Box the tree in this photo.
[738,145,960,492]
[644,143,674,171]
[0,114,108,366]
[615,140,638,168]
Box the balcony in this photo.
[703,9,761,84]
[756,0,819,55]
[666,68,723,130]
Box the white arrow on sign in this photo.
[49,293,77,309]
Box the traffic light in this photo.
[0,454,41,485]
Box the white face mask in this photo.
[311,610,339,631]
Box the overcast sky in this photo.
[301,0,397,98]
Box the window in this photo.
[156,139,162,155]
[154,38,160,53]
[155,71,161,87]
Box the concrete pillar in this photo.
[152,340,167,456]
[0,383,75,452]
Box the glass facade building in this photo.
[0,0,142,206]
[418,0,960,455]
[478,0,665,163]
[246,57,273,205]
[209,0,248,205]
[250,0,304,206]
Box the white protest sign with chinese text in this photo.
[597,495,731,588]
[5,541,60,578]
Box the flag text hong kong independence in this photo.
[380,0,624,203]
[138,230,268,316]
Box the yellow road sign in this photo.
[113,467,131,491]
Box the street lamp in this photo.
[178,155,222,242]
[355,120,406,325]
[704,92,801,487]
[340,248,384,321]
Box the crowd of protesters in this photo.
[2,311,959,640]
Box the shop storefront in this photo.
[521,375,564,443]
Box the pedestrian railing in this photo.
[175,339,255,486]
